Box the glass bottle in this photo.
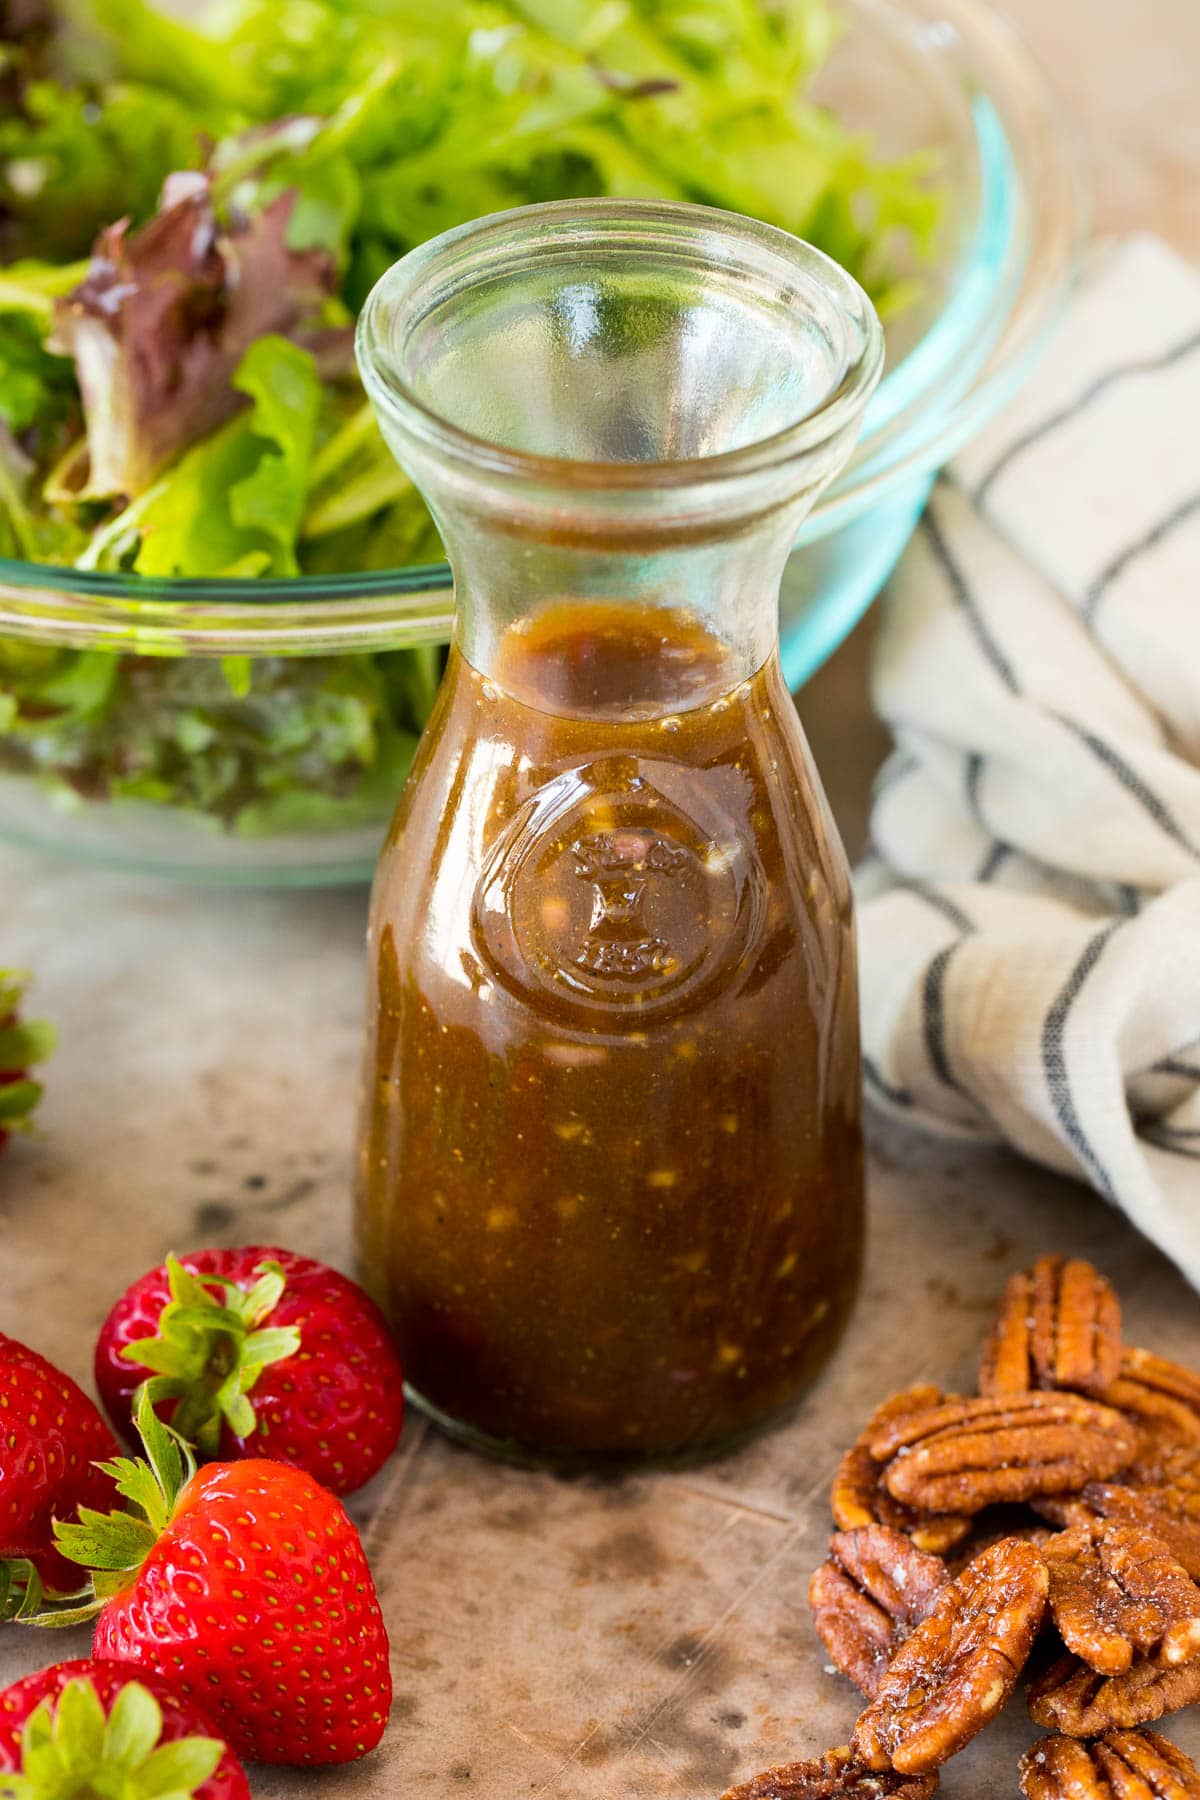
[354,199,883,1466]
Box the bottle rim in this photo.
[355,197,886,498]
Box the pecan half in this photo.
[810,1527,949,1697]
[851,1537,1049,1774]
[1127,1437,1200,1492]
[1029,1651,1200,1735]
[831,1387,971,1556]
[979,1256,1123,1398]
[1073,1484,1200,1581]
[1103,1349,1200,1448]
[1043,1520,1200,1674]
[721,1748,939,1799]
[1020,1730,1200,1799]
[871,1393,1137,1515]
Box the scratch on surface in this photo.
[530,1718,604,1797]
[619,1520,808,1759]
[505,1721,543,1752]
[672,1484,795,1526]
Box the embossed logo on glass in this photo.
[472,757,764,1021]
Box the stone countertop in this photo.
[1,847,1198,1798]
[2,0,1199,1792]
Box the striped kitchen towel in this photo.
[858,234,1200,1289]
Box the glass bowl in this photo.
[0,0,1085,885]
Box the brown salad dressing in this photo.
[357,601,863,1461]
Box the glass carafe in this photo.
[354,200,883,1466]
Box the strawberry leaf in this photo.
[48,1391,192,1606]
[0,1678,226,1800]
[136,1737,223,1798]
[120,1254,301,1455]
[0,1081,43,1127]
[0,1020,56,1067]
[103,1683,162,1770]
[1,1559,96,1626]
[54,1506,156,1572]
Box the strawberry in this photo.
[52,1397,392,1767]
[0,1335,118,1611]
[94,1246,404,1496]
[0,1659,249,1800]
[0,971,55,1156]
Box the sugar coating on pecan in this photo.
[1043,1519,1200,1675]
[979,1256,1123,1399]
[1102,1348,1200,1449]
[1020,1729,1200,1799]
[871,1393,1137,1516]
[1029,1650,1200,1736]
[851,1537,1049,1775]
[810,1527,949,1698]
[1077,1485,1200,1581]
[831,1387,971,1556]
[720,1747,939,1799]
[1127,1436,1200,1492]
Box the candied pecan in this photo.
[872,1393,1137,1515]
[1043,1520,1200,1674]
[1079,1485,1200,1581]
[1020,1729,1200,1799]
[810,1527,949,1697]
[720,1748,938,1799]
[1126,1437,1200,1491]
[831,1387,970,1556]
[1029,1650,1200,1735]
[851,1537,1049,1774]
[1102,1349,1200,1448]
[1034,1495,1099,1528]
[979,1256,1122,1399]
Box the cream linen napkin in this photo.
[857,235,1200,1289]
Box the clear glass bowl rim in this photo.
[0,0,1087,655]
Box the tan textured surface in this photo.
[1,1,1198,1792]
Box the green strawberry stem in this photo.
[0,1676,223,1800]
[124,1256,301,1453]
[20,1392,196,1628]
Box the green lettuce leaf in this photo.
[84,336,322,576]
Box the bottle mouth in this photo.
[356,198,884,496]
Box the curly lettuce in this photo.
[0,0,942,840]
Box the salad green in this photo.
[0,0,941,840]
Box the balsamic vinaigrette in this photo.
[357,602,863,1462]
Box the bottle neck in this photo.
[431,491,811,710]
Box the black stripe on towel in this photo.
[978,842,1012,882]
[922,509,1019,692]
[1042,923,1121,1201]
[975,328,1200,505]
[1154,1056,1200,1081]
[1142,1125,1200,1160]
[1083,491,1200,623]
[922,942,964,1093]
[864,1057,915,1110]
[872,750,920,803]
[964,753,988,830]
[1051,712,1200,861]
[896,878,976,935]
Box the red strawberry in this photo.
[53,1399,392,1766]
[0,971,55,1155]
[94,1246,404,1495]
[0,1334,117,1608]
[0,1659,249,1800]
